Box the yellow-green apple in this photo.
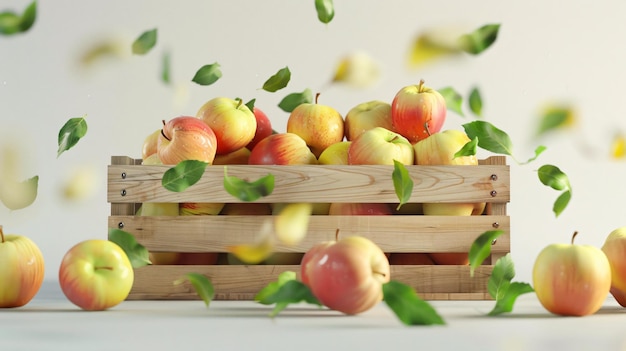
[301,235,390,315]
[318,141,351,165]
[157,116,217,165]
[248,133,317,165]
[348,127,414,165]
[0,225,44,308]
[389,253,434,265]
[141,129,161,159]
[391,79,447,143]
[197,97,256,155]
[601,227,626,307]
[328,202,392,215]
[533,231,611,316]
[213,147,251,165]
[344,100,393,141]
[58,239,134,311]
[286,93,344,157]
[246,107,273,151]
[271,202,330,215]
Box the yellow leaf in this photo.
[611,133,626,159]
[227,220,274,264]
[274,203,312,246]
[79,38,126,67]
[331,51,380,88]
[408,28,463,68]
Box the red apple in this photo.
[248,133,317,165]
[533,231,611,316]
[328,202,392,215]
[301,235,390,315]
[348,127,414,165]
[601,227,626,307]
[391,79,446,143]
[157,116,217,165]
[246,107,273,151]
[344,100,393,141]
[286,93,344,157]
[197,97,256,155]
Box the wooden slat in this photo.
[110,156,142,216]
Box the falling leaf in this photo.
[274,203,312,246]
[468,230,504,277]
[392,160,413,211]
[536,104,576,137]
[162,160,208,192]
[438,87,464,117]
[314,0,335,24]
[132,28,157,55]
[223,167,275,202]
[57,116,88,158]
[227,220,274,264]
[454,137,478,158]
[407,28,463,67]
[331,51,380,88]
[161,51,171,84]
[457,23,500,55]
[278,88,313,112]
[468,86,483,117]
[0,0,36,36]
[61,164,98,201]
[192,62,222,86]
[611,132,626,159]
[174,273,215,307]
[108,228,152,268]
[537,164,572,217]
[382,281,446,326]
[262,66,291,92]
[79,39,126,67]
[0,175,38,211]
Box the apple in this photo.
[141,129,161,159]
[0,225,45,308]
[389,253,434,265]
[197,97,256,155]
[601,227,626,307]
[348,127,414,165]
[391,79,447,143]
[246,107,273,151]
[271,202,330,216]
[344,100,393,141]
[179,202,224,216]
[286,93,345,157]
[248,133,318,165]
[318,141,351,165]
[157,116,218,165]
[533,231,611,316]
[213,147,251,165]
[59,239,134,311]
[328,202,392,215]
[301,235,390,315]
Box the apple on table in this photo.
[601,227,626,307]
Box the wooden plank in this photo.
[108,214,510,253]
[110,156,142,216]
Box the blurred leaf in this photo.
[537,164,570,191]
[454,137,478,158]
[468,230,504,277]
[314,0,334,24]
[463,120,513,156]
[174,273,214,308]
[0,175,38,210]
[458,23,500,55]
[536,105,575,137]
[223,167,274,201]
[331,51,380,88]
[383,281,446,326]
[262,66,291,92]
[438,87,464,117]
[255,271,297,303]
[132,28,157,55]
[392,160,413,211]
[278,88,313,112]
[274,203,312,246]
[227,226,274,264]
[0,0,36,35]
[256,279,322,317]
[553,189,571,218]
[162,160,208,192]
[488,281,534,316]
[192,62,222,86]
[108,228,152,268]
[57,116,88,158]
[611,132,626,159]
[468,87,483,117]
[79,40,125,67]
[62,165,97,201]
[161,51,171,84]
[408,30,462,67]
[526,145,547,164]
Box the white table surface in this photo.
[2,281,626,351]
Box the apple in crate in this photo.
[328,202,392,215]
[213,147,251,165]
[157,116,218,165]
[301,235,390,315]
[249,133,317,165]
[344,100,393,141]
[141,129,161,159]
[391,79,446,143]
[197,97,256,155]
[348,127,414,165]
[318,141,351,165]
[59,239,134,311]
[0,226,45,308]
[246,106,274,151]
[287,94,344,157]
[533,231,611,316]
[601,227,626,307]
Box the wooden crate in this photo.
[107,155,510,301]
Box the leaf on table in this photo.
[132,28,157,55]
[0,0,36,35]
[314,0,335,24]
[192,62,222,86]
[274,203,312,246]
[227,220,275,264]
[486,254,534,316]
[457,23,500,55]
[468,87,483,117]
[174,273,215,308]
[407,28,463,67]
[383,281,446,326]
[0,175,38,211]
[162,160,208,192]
[278,88,313,112]
[536,104,576,138]
[57,116,88,158]
[438,87,464,117]
[254,271,297,303]
[223,167,275,201]
[392,160,413,211]
[262,66,291,92]
[331,51,380,88]
[108,228,152,268]
[256,279,322,317]
[453,137,478,159]
[161,51,171,85]
[468,230,504,277]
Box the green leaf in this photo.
[454,137,478,158]
[254,271,297,302]
[223,167,275,202]
[468,87,483,117]
[132,28,157,55]
[0,1,36,35]
[57,116,88,158]
[162,160,208,192]
[458,23,500,55]
[256,279,322,317]
[537,164,570,191]
[488,281,534,316]
[161,51,170,84]
[468,230,504,277]
[245,98,256,112]
[315,0,335,24]
[463,120,513,157]
[192,62,222,86]
[382,281,446,326]
[526,145,547,164]
[262,66,291,92]
[553,189,571,218]
[107,228,152,268]
[487,253,515,300]
[174,273,215,308]
[278,89,313,112]
[438,87,464,117]
[392,160,413,211]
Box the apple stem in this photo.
[424,122,431,136]
[95,266,114,271]
[0,225,4,243]
[315,92,321,104]
[160,120,171,141]
[374,271,387,278]
[335,228,340,241]
[418,79,425,93]
[571,231,579,245]
[235,98,243,109]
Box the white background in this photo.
[2,0,626,284]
